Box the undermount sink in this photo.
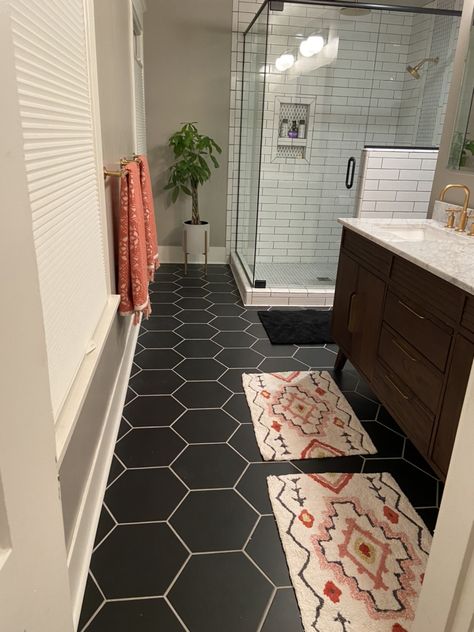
[376,223,459,242]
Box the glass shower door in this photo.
[253,3,383,288]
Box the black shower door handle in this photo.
[345,157,356,189]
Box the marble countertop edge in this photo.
[338,217,474,296]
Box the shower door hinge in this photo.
[269,1,284,11]
[255,280,267,288]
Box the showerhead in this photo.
[406,56,439,80]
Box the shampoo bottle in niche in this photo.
[280,118,289,138]
[298,119,306,139]
[288,120,298,138]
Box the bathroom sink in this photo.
[376,223,458,242]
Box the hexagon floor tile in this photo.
[140,316,181,331]
[129,370,184,395]
[105,468,187,523]
[115,428,185,467]
[173,409,237,443]
[175,339,222,359]
[83,599,184,632]
[123,396,185,427]
[174,358,226,381]
[170,489,258,551]
[174,323,217,339]
[81,263,443,632]
[174,381,231,408]
[91,523,188,598]
[172,444,246,489]
[134,348,182,369]
[168,553,273,632]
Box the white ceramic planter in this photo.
[183,220,210,255]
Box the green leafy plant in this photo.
[165,122,222,225]
[461,138,474,167]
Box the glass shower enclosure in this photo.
[235,0,461,290]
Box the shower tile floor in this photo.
[254,262,337,288]
[79,263,443,632]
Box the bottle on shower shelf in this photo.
[298,119,306,139]
[280,118,289,138]
[288,120,298,138]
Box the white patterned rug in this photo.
[268,472,431,632]
[242,371,376,461]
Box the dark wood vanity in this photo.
[332,228,474,479]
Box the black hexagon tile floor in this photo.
[80,263,444,631]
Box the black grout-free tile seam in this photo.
[79,263,442,632]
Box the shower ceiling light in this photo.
[275,53,295,71]
[299,35,325,57]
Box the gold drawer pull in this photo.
[348,293,358,333]
[384,374,409,400]
[398,299,425,320]
[392,338,417,362]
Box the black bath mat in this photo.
[258,309,333,345]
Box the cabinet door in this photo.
[331,251,359,354]
[431,335,474,476]
[352,265,386,381]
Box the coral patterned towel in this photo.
[118,161,151,323]
[136,155,159,279]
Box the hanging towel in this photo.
[118,161,151,323]
[136,154,159,280]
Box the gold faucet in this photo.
[439,184,471,232]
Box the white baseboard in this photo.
[159,245,228,264]
[67,317,139,629]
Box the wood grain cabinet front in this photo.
[332,228,474,479]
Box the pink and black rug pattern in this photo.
[243,371,376,461]
[268,472,431,632]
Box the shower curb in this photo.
[230,252,335,307]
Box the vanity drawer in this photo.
[378,324,443,415]
[342,229,392,279]
[372,361,434,454]
[384,291,452,372]
[390,256,465,323]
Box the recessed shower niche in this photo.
[273,97,314,162]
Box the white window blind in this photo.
[133,15,147,154]
[10,0,108,419]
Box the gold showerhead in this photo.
[406,56,439,80]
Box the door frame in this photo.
[413,360,474,632]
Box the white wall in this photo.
[144,0,233,262]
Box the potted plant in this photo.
[165,122,222,262]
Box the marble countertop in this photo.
[338,218,474,295]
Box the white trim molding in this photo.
[67,318,139,628]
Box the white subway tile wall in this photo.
[227,0,460,279]
[356,148,438,218]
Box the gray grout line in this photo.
[164,596,192,632]
[242,549,278,589]
[81,600,106,632]
[256,587,277,632]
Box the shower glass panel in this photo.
[235,0,460,290]
[235,4,269,282]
